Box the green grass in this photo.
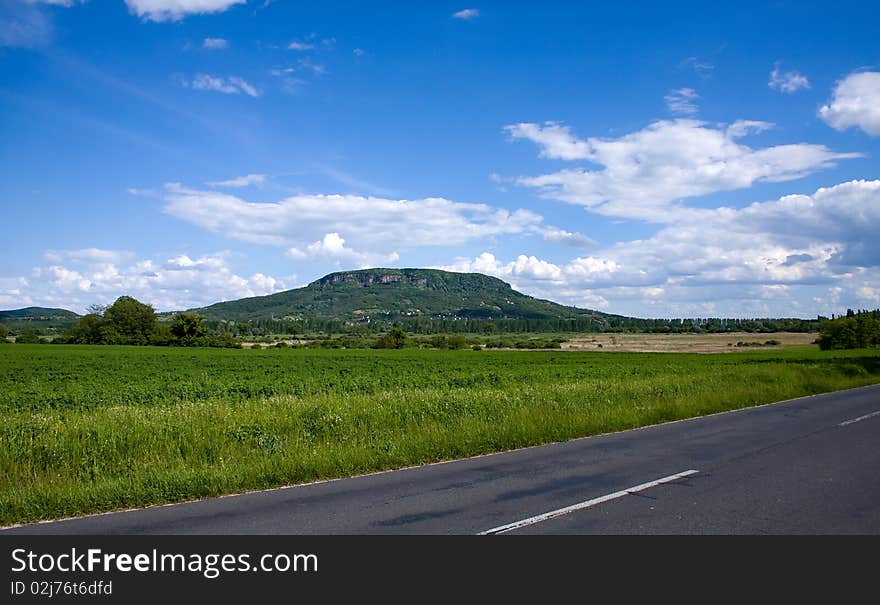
[2,344,879,525]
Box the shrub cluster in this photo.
[14,332,44,344]
[734,340,781,347]
[483,337,564,349]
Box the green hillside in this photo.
[0,307,80,334]
[191,268,609,324]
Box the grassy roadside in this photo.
[1,345,879,525]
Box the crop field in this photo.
[2,344,880,525]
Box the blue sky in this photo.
[1,0,879,318]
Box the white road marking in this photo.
[478,469,699,535]
[839,410,880,427]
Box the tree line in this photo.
[199,314,820,337]
[817,309,880,350]
[52,296,240,348]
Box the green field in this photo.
[2,344,879,525]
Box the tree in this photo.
[62,313,105,344]
[236,321,253,337]
[170,313,208,345]
[0,323,8,340]
[373,327,407,349]
[102,296,157,345]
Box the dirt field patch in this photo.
[561,332,817,353]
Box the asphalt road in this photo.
[5,384,880,535]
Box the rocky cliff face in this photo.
[312,270,428,289]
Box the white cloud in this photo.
[441,180,880,317]
[452,8,479,20]
[287,233,399,268]
[665,88,699,115]
[301,233,350,256]
[857,285,880,304]
[0,277,30,308]
[228,76,259,97]
[536,226,596,247]
[45,265,92,293]
[2,251,287,313]
[353,48,364,57]
[504,122,590,160]
[507,118,860,221]
[124,0,245,22]
[44,248,136,265]
[768,65,810,93]
[725,119,773,138]
[287,40,315,51]
[159,183,590,258]
[191,74,236,94]
[442,252,615,288]
[202,37,228,49]
[505,255,565,281]
[819,71,880,136]
[189,74,261,97]
[207,174,266,188]
[251,272,284,294]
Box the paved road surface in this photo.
[4,384,880,534]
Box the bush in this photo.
[205,333,242,349]
[15,332,43,344]
[149,324,174,346]
[446,335,468,350]
[373,327,407,349]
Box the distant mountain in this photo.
[190,268,610,323]
[0,307,80,333]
